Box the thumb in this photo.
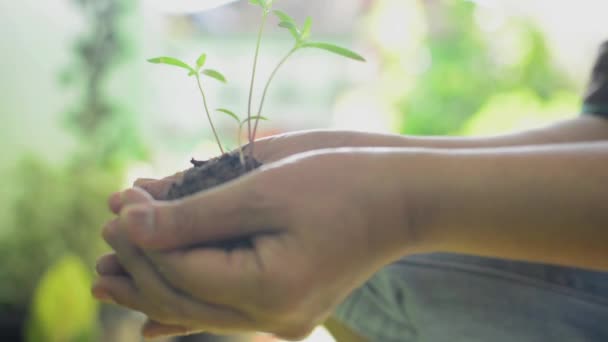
[121,187,155,206]
[108,185,158,215]
[120,180,281,251]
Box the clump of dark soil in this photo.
[162,151,263,250]
[166,152,262,200]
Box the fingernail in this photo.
[125,205,155,236]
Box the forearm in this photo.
[339,115,608,149]
[394,142,608,271]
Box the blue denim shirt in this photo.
[335,254,608,342]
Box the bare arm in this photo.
[392,141,608,271]
[340,115,608,148]
[254,115,608,163]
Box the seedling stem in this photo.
[196,75,225,153]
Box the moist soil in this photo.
[163,151,263,250]
[166,152,262,200]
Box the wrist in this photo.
[348,149,445,261]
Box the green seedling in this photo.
[148,0,366,167]
[148,53,228,153]
[245,0,366,158]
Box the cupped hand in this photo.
[94,149,414,339]
[106,130,358,205]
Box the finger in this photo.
[102,218,173,300]
[122,179,284,251]
[104,219,256,330]
[108,192,122,214]
[122,187,155,206]
[92,275,145,312]
[136,181,172,200]
[108,187,156,215]
[135,172,184,200]
[141,319,196,339]
[133,178,157,187]
[96,253,129,277]
[108,173,184,215]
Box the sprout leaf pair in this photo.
[147,54,227,83]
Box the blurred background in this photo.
[1,0,607,341]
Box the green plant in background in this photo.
[396,0,573,136]
[0,0,144,339]
[148,0,365,165]
[64,0,146,169]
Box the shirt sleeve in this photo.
[582,41,608,118]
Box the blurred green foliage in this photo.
[461,90,577,135]
[0,0,143,340]
[395,1,574,136]
[0,158,121,307]
[25,255,98,342]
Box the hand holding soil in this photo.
[94,148,415,339]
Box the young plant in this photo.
[246,0,366,158]
[148,0,366,169]
[148,53,228,153]
[216,108,267,165]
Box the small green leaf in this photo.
[278,21,300,40]
[216,108,240,123]
[273,10,296,25]
[202,69,227,83]
[196,53,207,70]
[301,17,312,40]
[301,42,366,62]
[240,115,269,127]
[148,57,195,72]
[250,0,272,10]
[252,115,269,121]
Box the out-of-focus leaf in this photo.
[273,10,296,25]
[249,0,263,6]
[147,57,195,72]
[196,53,207,70]
[301,42,366,62]
[240,115,269,127]
[216,108,240,123]
[202,69,227,83]
[278,22,300,40]
[26,255,98,342]
[301,17,312,40]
